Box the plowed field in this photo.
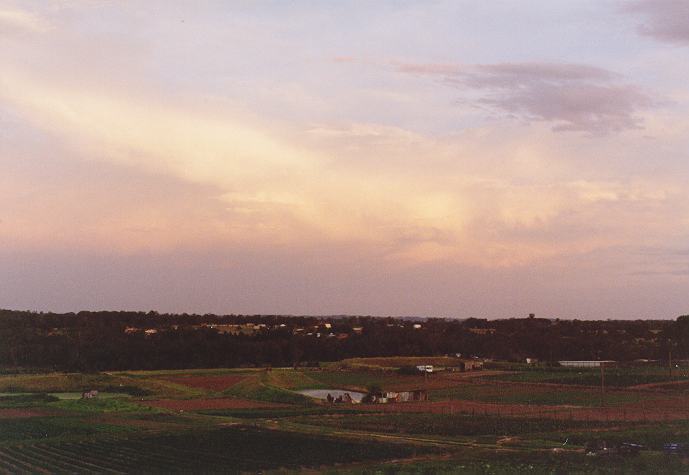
[359,396,689,422]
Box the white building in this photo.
[558,360,615,368]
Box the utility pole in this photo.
[669,344,673,381]
[600,362,605,407]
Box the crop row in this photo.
[0,426,421,473]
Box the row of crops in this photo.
[0,426,421,473]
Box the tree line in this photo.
[0,309,686,372]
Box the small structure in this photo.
[81,390,99,399]
[370,389,428,403]
[463,360,483,371]
[396,390,428,402]
[449,360,484,372]
[332,392,355,404]
[664,443,688,455]
[558,360,615,368]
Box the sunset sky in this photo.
[2,1,688,318]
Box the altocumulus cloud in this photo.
[395,61,653,135]
[623,0,689,45]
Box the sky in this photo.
[1,1,688,319]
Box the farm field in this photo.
[0,360,688,473]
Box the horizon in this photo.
[2,307,683,322]
[2,1,689,319]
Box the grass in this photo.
[0,372,154,397]
[114,367,259,377]
[430,383,643,407]
[264,369,326,390]
[49,397,159,414]
[290,413,615,440]
[339,356,464,370]
[0,393,59,408]
[0,417,136,443]
[308,371,432,392]
[223,373,315,405]
[488,367,689,387]
[199,406,360,418]
[330,448,688,474]
[1,366,688,474]
[0,373,117,393]
[565,419,689,450]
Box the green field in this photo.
[430,383,644,406]
[487,366,689,387]
[0,364,688,473]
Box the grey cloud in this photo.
[395,61,653,134]
[623,0,689,44]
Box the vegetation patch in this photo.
[141,397,290,411]
[50,397,157,414]
[0,426,427,472]
[290,413,614,439]
[223,373,314,405]
[159,374,246,392]
[199,406,359,418]
[340,356,464,370]
[488,367,689,387]
[430,383,642,407]
[0,416,135,442]
[0,393,59,408]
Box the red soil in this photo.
[161,375,246,392]
[358,396,689,422]
[141,398,289,411]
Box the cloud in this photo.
[395,61,653,134]
[623,0,689,45]
[0,7,50,34]
[1,61,685,271]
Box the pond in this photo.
[296,389,366,402]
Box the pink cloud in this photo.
[624,0,689,45]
